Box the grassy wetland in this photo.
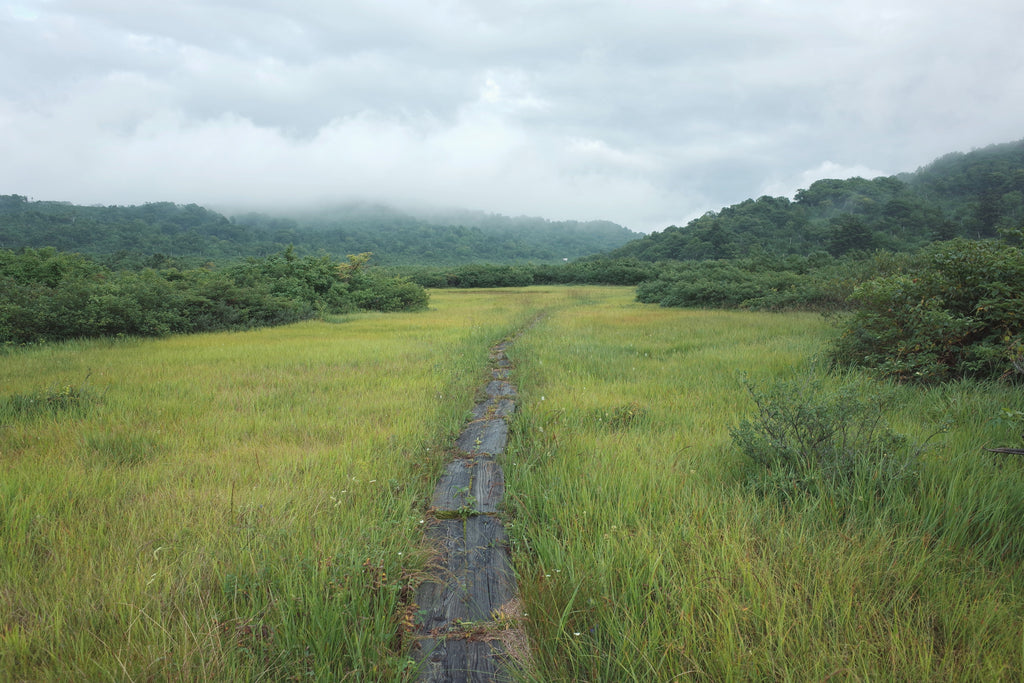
[504,289,1024,681]
[0,289,543,680]
[2,286,1023,681]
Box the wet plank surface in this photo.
[414,340,523,682]
[429,457,504,513]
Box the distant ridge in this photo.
[605,138,1024,262]
[0,195,640,266]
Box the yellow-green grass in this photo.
[0,288,553,681]
[5,285,1022,681]
[504,288,1024,681]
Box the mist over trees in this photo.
[607,139,1024,263]
[0,197,640,266]
[617,139,1024,383]
[2,138,1023,380]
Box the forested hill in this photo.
[230,203,639,264]
[0,197,640,266]
[605,138,1024,261]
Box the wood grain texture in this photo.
[414,337,524,682]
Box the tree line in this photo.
[0,196,639,266]
[3,139,1023,382]
[607,139,1024,262]
[0,247,427,344]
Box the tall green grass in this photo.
[5,286,1021,680]
[504,288,1024,681]
[0,289,550,681]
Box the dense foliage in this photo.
[609,139,1024,262]
[0,247,427,343]
[830,239,1024,382]
[0,196,639,266]
[5,138,1024,382]
[733,374,919,514]
[395,257,657,288]
[633,251,917,311]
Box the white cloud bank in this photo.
[2,0,1023,232]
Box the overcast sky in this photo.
[2,1,1022,232]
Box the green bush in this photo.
[0,248,429,342]
[397,258,658,288]
[832,239,1024,381]
[348,272,429,312]
[634,254,892,312]
[732,375,919,514]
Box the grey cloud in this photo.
[2,0,1023,232]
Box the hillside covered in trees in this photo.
[0,198,639,266]
[607,139,1024,261]
[2,138,1022,382]
[4,139,1022,269]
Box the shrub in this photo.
[349,272,429,312]
[732,374,920,514]
[831,239,1024,382]
[0,248,430,342]
[634,254,890,312]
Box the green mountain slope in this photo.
[608,138,1024,262]
[0,197,640,266]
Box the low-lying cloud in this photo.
[3,0,1023,232]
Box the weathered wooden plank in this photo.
[431,460,474,510]
[455,419,508,455]
[464,516,515,621]
[415,518,515,681]
[469,398,515,421]
[464,640,512,683]
[417,638,510,683]
[430,457,504,512]
[415,519,467,627]
[470,458,504,514]
[483,380,516,398]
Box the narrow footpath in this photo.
[413,339,527,682]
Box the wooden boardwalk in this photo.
[413,341,526,682]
